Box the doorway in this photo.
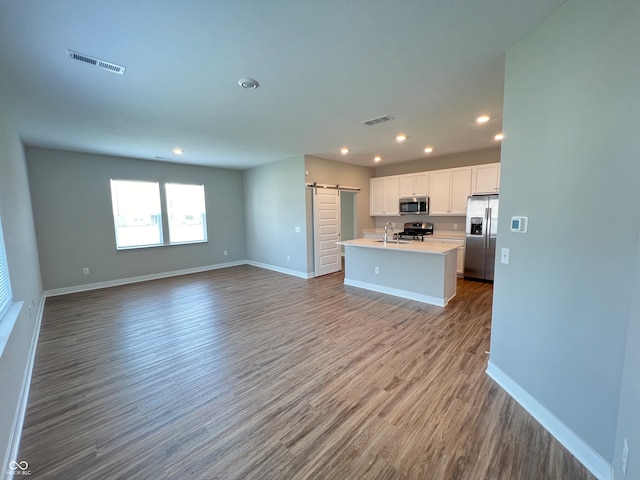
[312,188,357,277]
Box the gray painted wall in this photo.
[340,192,356,243]
[243,156,309,276]
[490,0,640,467]
[27,148,246,290]
[0,103,43,473]
[615,240,640,479]
[375,146,500,177]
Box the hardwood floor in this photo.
[19,265,595,479]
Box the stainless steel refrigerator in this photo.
[464,194,499,281]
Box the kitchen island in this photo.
[336,238,459,307]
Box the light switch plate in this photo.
[501,248,510,264]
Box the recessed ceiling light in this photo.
[424,146,433,154]
[396,134,407,142]
[477,115,491,124]
[340,147,349,155]
[494,133,504,141]
[173,147,183,155]
[374,156,382,163]
[238,78,259,89]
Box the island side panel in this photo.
[442,249,457,303]
[343,245,455,306]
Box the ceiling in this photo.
[0,1,565,170]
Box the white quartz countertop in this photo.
[337,238,459,255]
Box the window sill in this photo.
[0,301,25,359]
[115,240,208,251]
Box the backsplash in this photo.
[372,215,466,236]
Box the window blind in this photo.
[0,217,12,320]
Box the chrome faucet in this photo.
[384,222,394,244]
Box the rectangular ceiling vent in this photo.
[68,50,126,75]
[361,114,394,126]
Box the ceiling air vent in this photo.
[68,50,126,75]
[361,114,394,126]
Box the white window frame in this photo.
[110,180,164,250]
[0,216,23,359]
[110,179,208,250]
[165,183,207,245]
[0,216,12,319]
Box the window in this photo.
[110,180,163,249]
[110,179,207,249]
[165,183,207,244]
[0,217,12,320]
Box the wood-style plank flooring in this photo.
[19,265,595,479]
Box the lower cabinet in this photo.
[457,245,465,276]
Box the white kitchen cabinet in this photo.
[428,167,471,215]
[370,175,400,216]
[471,163,500,194]
[457,246,465,276]
[399,172,429,197]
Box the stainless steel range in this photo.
[396,222,434,241]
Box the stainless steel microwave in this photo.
[399,196,429,215]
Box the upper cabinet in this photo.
[370,175,400,216]
[399,172,429,197]
[471,163,500,194]
[370,163,498,217]
[428,167,471,216]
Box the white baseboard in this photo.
[245,260,313,279]
[486,361,613,480]
[343,278,451,307]
[1,295,44,480]
[44,260,247,297]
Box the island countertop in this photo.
[337,238,459,255]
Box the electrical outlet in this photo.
[223,250,228,256]
[287,255,290,261]
[82,267,90,275]
[622,438,629,477]
[374,266,380,274]
[453,223,458,230]
[295,226,301,233]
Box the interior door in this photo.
[313,188,341,277]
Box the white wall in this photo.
[489,0,640,476]
[0,103,43,477]
[243,156,309,276]
[27,147,246,291]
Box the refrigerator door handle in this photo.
[485,207,491,249]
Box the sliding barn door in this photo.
[313,188,341,277]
